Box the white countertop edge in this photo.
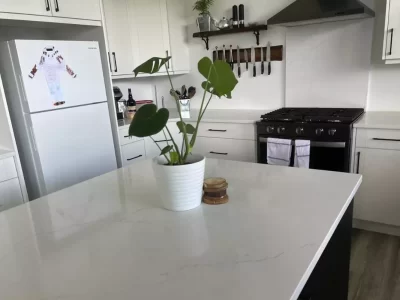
[354,111,400,130]
[290,175,363,300]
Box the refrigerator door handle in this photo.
[30,127,38,152]
[18,75,29,104]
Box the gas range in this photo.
[256,108,365,172]
[257,108,364,141]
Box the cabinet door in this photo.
[384,0,400,60]
[129,0,171,71]
[0,178,23,212]
[52,0,101,20]
[166,0,190,73]
[103,0,135,76]
[354,148,400,226]
[0,0,52,16]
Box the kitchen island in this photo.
[0,159,361,300]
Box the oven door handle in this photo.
[259,138,346,149]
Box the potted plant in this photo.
[129,56,237,211]
[193,0,214,32]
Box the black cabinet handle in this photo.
[127,155,142,161]
[112,52,118,72]
[210,151,228,155]
[54,0,59,12]
[208,129,227,132]
[166,50,170,69]
[107,52,112,72]
[389,29,394,56]
[356,151,361,174]
[372,138,400,142]
[45,0,50,11]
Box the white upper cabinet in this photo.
[383,0,400,62]
[0,0,52,16]
[103,0,135,75]
[51,0,102,20]
[128,0,171,71]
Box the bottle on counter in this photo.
[125,88,137,119]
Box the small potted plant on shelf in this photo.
[129,56,237,212]
[193,0,214,32]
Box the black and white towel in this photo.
[267,138,292,166]
[294,140,310,169]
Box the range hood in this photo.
[268,0,375,27]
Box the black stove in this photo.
[257,107,365,172]
[260,108,365,124]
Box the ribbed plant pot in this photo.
[153,154,206,211]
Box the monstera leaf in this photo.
[129,104,169,138]
[198,57,238,98]
[133,57,172,76]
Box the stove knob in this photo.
[315,128,324,136]
[266,126,275,133]
[328,129,337,136]
[277,126,286,134]
[296,127,304,135]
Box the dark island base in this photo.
[300,201,354,300]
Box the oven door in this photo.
[258,138,351,173]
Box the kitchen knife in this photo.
[237,45,241,78]
[223,45,226,62]
[261,46,264,75]
[230,45,234,71]
[267,42,271,75]
[252,46,256,77]
[244,48,248,71]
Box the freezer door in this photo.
[13,40,107,113]
[30,103,117,195]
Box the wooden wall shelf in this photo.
[193,25,268,50]
[212,45,283,63]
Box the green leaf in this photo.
[133,57,172,76]
[160,145,173,155]
[128,104,169,138]
[170,152,179,164]
[198,57,238,98]
[176,121,196,134]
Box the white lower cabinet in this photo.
[194,137,256,163]
[0,178,23,212]
[121,140,146,166]
[354,147,400,226]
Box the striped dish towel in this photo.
[294,140,310,169]
[267,138,292,166]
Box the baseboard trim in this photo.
[353,219,400,236]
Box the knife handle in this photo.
[253,65,256,77]
[238,66,241,78]
[268,62,271,75]
[261,61,264,74]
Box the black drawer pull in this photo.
[372,138,400,142]
[210,151,228,155]
[389,28,394,56]
[154,139,172,143]
[356,152,361,174]
[208,129,227,132]
[112,52,118,72]
[127,155,142,161]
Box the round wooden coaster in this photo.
[203,194,229,205]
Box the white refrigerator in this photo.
[0,40,117,200]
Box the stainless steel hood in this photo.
[268,0,375,27]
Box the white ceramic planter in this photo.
[153,154,205,211]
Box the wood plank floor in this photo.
[349,229,400,300]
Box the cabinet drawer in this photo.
[193,137,256,163]
[0,178,23,212]
[356,128,400,150]
[119,127,143,146]
[121,140,146,166]
[188,122,256,141]
[0,157,17,183]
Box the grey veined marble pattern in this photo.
[0,159,361,300]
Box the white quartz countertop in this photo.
[0,147,15,160]
[0,159,362,300]
[118,109,265,128]
[354,111,400,130]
